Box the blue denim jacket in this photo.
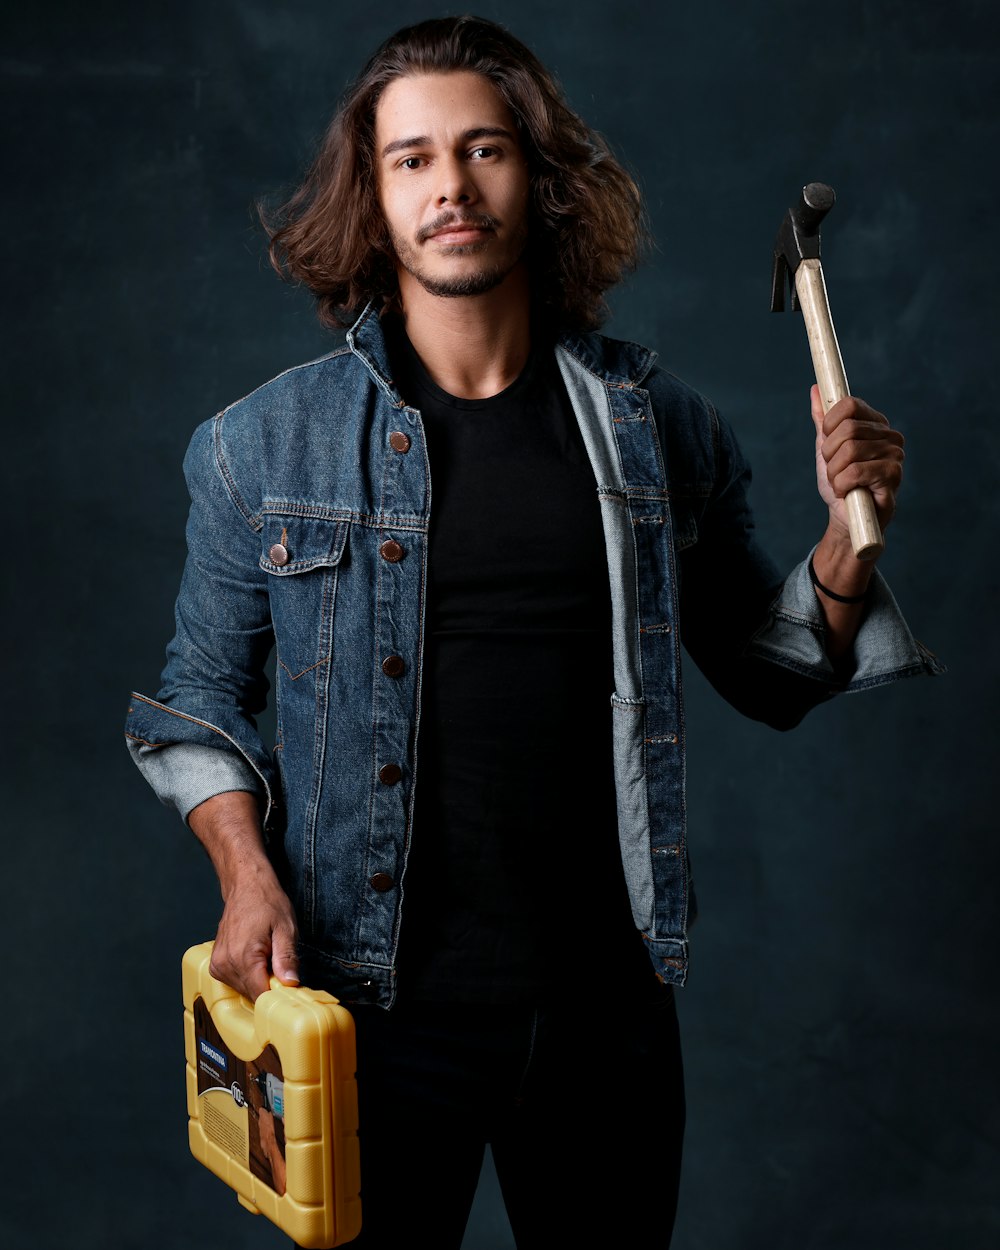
[125,304,941,1007]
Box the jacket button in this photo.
[389,431,411,453]
[269,543,289,566]
[379,539,404,563]
[378,763,402,785]
[370,872,396,892]
[381,655,405,678]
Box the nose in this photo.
[436,156,478,207]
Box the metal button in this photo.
[269,543,289,566]
[389,431,411,453]
[370,873,396,893]
[378,763,402,786]
[379,539,404,563]
[382,655,405,678]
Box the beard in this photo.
[404,255,511,299]
[388,213,528,299]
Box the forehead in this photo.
[374,71,518,148]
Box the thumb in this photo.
[271,926,300,987]
[809,383,825,432]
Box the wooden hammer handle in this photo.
[794,258,884,561]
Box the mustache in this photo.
[416,212,501,243]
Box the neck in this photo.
[395,263,532,399]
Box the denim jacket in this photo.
[125,304,941,1007]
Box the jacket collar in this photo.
[345,300,658,396]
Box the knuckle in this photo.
[836,438,861,464]
[836,463,864,492]
[209,954,232,983]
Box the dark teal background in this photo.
[4,2,997,1246]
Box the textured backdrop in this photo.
[4,2,997,1247]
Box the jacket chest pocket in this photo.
[260,515,350,682]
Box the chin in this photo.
[413,263,512,298]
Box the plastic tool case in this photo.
[182,942,362,1247]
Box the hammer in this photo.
[771,183,884,561]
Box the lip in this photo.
[428,225,493,244]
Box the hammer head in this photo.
[770,182,836,312]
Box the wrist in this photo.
[219,850,282,903]
[189,790,271,897]
[812,526,875,601]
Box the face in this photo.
[374,71,531,300]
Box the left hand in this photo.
[811,385,905,543]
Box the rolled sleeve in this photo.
[746,549,945,691]
[126,740,262,824]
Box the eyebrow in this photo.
[380,126,517,158]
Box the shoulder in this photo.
[181,341,379,522]
[216,342,357,442]
[216,341,380,466]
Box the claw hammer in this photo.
[771,182,884,560]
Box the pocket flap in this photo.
[259,515,349,575]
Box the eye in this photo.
[469,146,497,160]
[400,156,425,171]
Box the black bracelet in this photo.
[808,555,870,605]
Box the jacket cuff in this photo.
[746,551,945,691]
[126,740,262,823]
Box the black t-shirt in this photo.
[383,317,653,1003]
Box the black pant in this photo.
[345,986,685,1248]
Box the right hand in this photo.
[209,868,301,1003]
[188,790,301,1002]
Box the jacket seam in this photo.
[216,345,350,417]
[208,345,355,533]
[212,414,261,533]
[260,503,430,531]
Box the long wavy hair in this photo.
[263,15,648,332]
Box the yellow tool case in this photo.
[182,942,362,1247]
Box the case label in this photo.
[193,996,288,1195]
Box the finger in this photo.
[820,419,904,465]
[242,958,273,1002]
[210,935,272,1002]
[810,383,824,430]
[270,924,300,987]
[826,436,905,483]
[821,395,889,437]
[829,457,903,507]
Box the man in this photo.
[126,16,939,1247]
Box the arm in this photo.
[127,417,297,1000]
[677,392,937,728]
[126,416,279,818]
[188,789,300,1002]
